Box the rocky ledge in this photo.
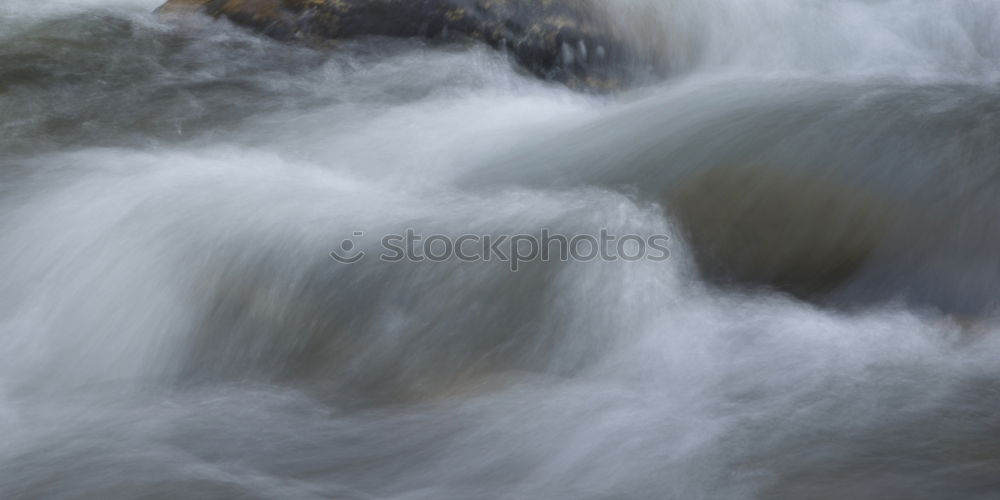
[156,0,642,90]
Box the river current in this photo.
[3,1,1000,498]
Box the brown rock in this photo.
[156,0,639,90]
[666,166,896,298]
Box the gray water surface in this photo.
[3,1,1000,499]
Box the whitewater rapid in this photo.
[3,1,1000,498]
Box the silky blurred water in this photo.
[2,1,1000,499]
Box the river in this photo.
[2,1,1000,498]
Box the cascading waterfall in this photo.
[2,1,1000,499]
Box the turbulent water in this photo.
[3,1,1000,498]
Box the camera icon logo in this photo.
[330,231,366,264]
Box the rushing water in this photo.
[3,1,1000,498]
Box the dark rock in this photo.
[665,166,897,298]
[156,0,640,90]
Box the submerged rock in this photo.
[666,166,897,298]
[156,0,638,90]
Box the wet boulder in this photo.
[156,0,637,90]
[665,166,897,299]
